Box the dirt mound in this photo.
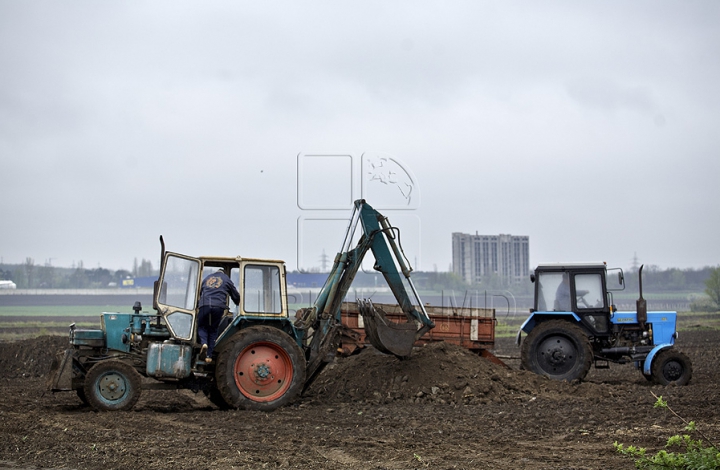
[3,335,595,405]
[0,335,66,378]
[306,341,578,405]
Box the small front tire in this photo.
[651,349,692,386]
[83,360,142,411]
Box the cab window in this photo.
[160,255,200,311]
[536,272,568,312]
[575,273,604,309]
[244,265,282,314]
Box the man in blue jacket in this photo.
[198,268,240,363]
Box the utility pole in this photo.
[319,249,329,273]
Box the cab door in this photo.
[154,252,202,342]
[572,270,610,333]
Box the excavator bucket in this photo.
[357,299,417,357]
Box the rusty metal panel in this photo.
[340,302,496,354]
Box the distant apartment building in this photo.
[452,232,529,285]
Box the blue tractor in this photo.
[518,262,692,385]
[48,200,435,411]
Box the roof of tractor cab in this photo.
[535,262,607,271]
[197,256,286,264]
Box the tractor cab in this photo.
[153,251,290,346]
[530,262,624,336]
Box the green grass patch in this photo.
[0,321,98,329]
[0,306,133,317]
[495,321,524,338]
[0,331,66,342]
[677,311,720,330]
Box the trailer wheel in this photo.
[216,326,306,411]
[651,349,692,386]
[83,360,142,411]
[521,320,593,382]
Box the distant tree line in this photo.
[623,265,717,293]
[413,266,719,298]
[1,259,717,298]
[697,266,720,312]
[0,257,158,289]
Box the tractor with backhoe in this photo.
[518,262,692,385]
[48,200,437,411]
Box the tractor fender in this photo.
[215,317,301,353]
[642,343,674,376]
[517,312,582,345]
[520,311,582,334]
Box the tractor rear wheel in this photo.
[83,360,142,411]
[651,349,692,386]
[521,320,593,382]
[215,326,306,411]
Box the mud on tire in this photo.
[215,326,306,411]
[521,320,593,382]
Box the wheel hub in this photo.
[254,363,271,380]
[98,372,126,400]
[663,361,683,381]
[234,343,293,402]
[536,336,577,375]
[548,348,567,365]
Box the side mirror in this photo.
[530,274,536,283]
[618,271,624,286]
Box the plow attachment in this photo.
[357,299,419,357]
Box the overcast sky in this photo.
[1,1,719,274]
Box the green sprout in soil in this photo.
[615,392,719,469]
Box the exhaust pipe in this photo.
[637,265,647,330]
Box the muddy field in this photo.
[0,327,718,470]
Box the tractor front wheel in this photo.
[215,326,306,411]
[83,360,142,411]
[651,349,692,386]
[521,320,593,382]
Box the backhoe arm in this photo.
[299,200,435,389]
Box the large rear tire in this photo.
[521,320,593,382]
[651,349,692,386]
[215,326,306,411]
[83,360,142,411]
